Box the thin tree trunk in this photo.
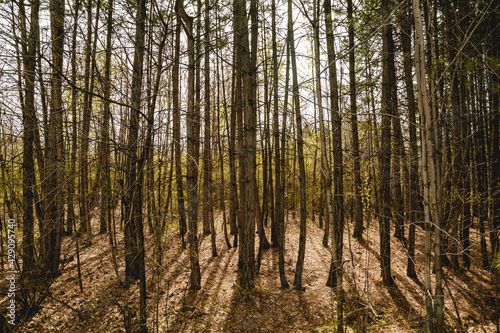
[313,0,335,269]
[216,39,231,250]
[234,0,256,291]
[44,0,65,276]
[21,0,40,273]
[288,0,307,290]
[250,0,268,267]
[172,14,187,249]
[324,0,345,329]
[67,0,80,237]
[31,0,63,275]
[272,0,288,289]
[203,0,217,256]
[229,36,239,247]
[348,0,364,240]
[378,0,395,287]
[99,0,113,236]
[399,1,418,278]
[177,0,202,291]
[124,0,147,329]
[80,0,100,243]
[414,1,445,329]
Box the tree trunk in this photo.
[80,0,101,243]
[324,0,345,329]
[216,37,232,250]
[44,0,65,276]
[229,32,239,248]
[378,0,395,287]
[67,0,80,237]
[288,0,307,290]
[21,0,40,273]
[125,0,148,329]
[177,0,202,291]
[272,0,288,289]
[99,0,113,236]
[234,0,256,291]
[399,1,418,278]
[348,0,364,240]
[172,14,187,249]
[203,0,217,256]
[414,0,445,329]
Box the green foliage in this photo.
[494,251,500,271]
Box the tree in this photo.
[324,0,345,329]
[348,0,364,241]
[234,0,257,291]
[99,0,114,236]
[44,0,65,276]
[80,0,101,243]
[67,0,80,237]
[288,0,307,291]
[123,0,147,329]
[252,0,269,265]
[378,0,395,286]
[172,12,187,249]
[203,0,217,257]
[312,0,336,287]
[414,0,445,329]
[398,0,419,278]
[21,0,39,274]
[273,0,288,288]
[177,0,202,291]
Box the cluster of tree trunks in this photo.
[9,0,500,331]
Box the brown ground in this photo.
[2,211,497,332]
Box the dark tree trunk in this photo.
[288,0,307,290]
[234,0,256,291]
[216,37,232,250]
[229,33,239,248]
[177,0,202,290]
[21,0,40,273]
[44,0,65,276]
[172,15,187,249]
[324,0,345,330]
[399,2,418,278]
[348,0,364,240]
[379,0,394,286]
[99,0,113,236]
[203,0,217,256]
[67,0,80,236]
[272,0,288,289]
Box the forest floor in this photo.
[3,211,497,332]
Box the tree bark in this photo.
[67,0,80,237]
[378,0,395,287]
[172,14,187,249]
[324,0,345,329]
[288,0,307,290]
[414,0,445,329]
[234,0,256,291]
[399,1,418,278]
[126,0,148,329]
[203,0,217,256]
[348,0,364,240]
[273,0,288,289]
[44,0,65,276]
[21,0,40,274]
[99,0,113,236]
[177,0,202,290]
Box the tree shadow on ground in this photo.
[221,241,326,333]
[165,238,237,332]
[385,282,424,329]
